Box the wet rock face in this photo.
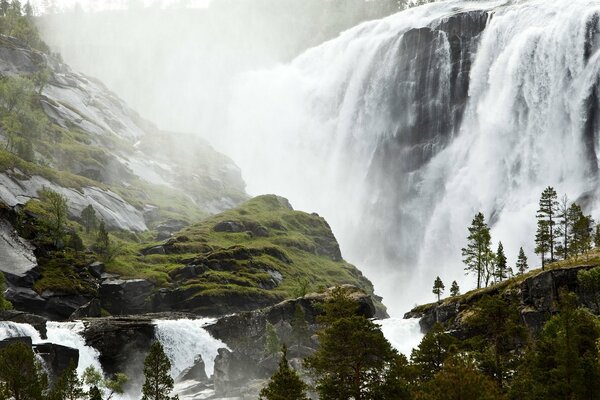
[82,317,156,376]
[407,265,600,337]
[100,279,154,315]
[0,220,39,286]
[34,343,79,383]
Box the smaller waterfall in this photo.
[153,319,227,379]
[0,321,43,342]
[46,322,103,376]
[0,320,104,378]
[379,318,424,357]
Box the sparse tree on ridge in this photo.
[462,212,492,289]
[450,281,460,297]
[556,194,570,260]
[516,247,528,275]
[493,242,508,283]
[81,205,98,234]
[535,219,550,270]
[595,225,600,249]
[536,187,559,264]
[571,212,594,258]
[433,277,445,303]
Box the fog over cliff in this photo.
[32,0,600,315]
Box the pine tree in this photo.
[535,219,550,270]
[290,304,309,346]
[88,387,102,400]
[23,0,31,17]
[432,276,444,303]
[50,361,85,400]
[450,281,460,297]
[10,0,21,15]
[594,225,600,249]
[556,194,570,259]
[537,186,558,262]
[493,242,508,283]
[410,322,457,380]
[0,0,9,15]
[304,288,396,400]
[95,221,110,259]
[264,322,280,356]
[141,342,175,400]
[81,205,98,234]
[571,213,594,258]
[0,341,47,400]
[461,213,492,289]
[259,346,308,400]
[516,247,528,275]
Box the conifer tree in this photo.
[410,322,457,381]
[432,276,444,303]
[461,212,492,289]
[595,225,600,249]
[259,345,308,400]
[81,205,98,234]
[264,322,280,356]
[88,387,102,400]
[0,341,47,400]
[450,281,460,297]
[536,187,558,263]
[304,287,396,400]
[572,213,594,258]
[493,242,508,283]
[516,247,528,275]
[290,304,309,346]
[95,221,110,260]
[0,0,9,15]
[141,342,175,400]
[23,0,31,17]
[556,194,570,259]
[535,220,550,270]
[50,361,84,400]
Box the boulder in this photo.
[100,279,154,315]
[213,348,258,396]
[88,262,105,279]
[0,310,48,338]
[69,299,102,319]
[34,343,79,383]
[82,317,155,376]
[0,336,32,350]
[213,221,246,233]
[176,355,208,383]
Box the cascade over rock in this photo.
[224,0,600,312]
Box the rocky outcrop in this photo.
[0,310,48,338]
[6,287,93,321]
[82,316,156,376]
[34,343,79,383]
[406,264,600,337]
[99,279,154,315]
[205,286,376,397]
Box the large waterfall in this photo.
[222,0,600,314]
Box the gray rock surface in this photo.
[0,220,38,285]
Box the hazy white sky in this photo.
[30,0,211,13]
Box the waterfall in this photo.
[222,0,600,314]
[0,321,103,378]
[0,321,43,342]
[153,319,227,379]
[379,318,424,357]
[46,322,103,376]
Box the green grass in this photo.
[97,194,381,310]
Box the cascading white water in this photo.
[0,321,43,342]
[46,321,103,376]
[379,318,424,357]
[222,0,600,315]
[153,319,227,379]
[0,320,104,378]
